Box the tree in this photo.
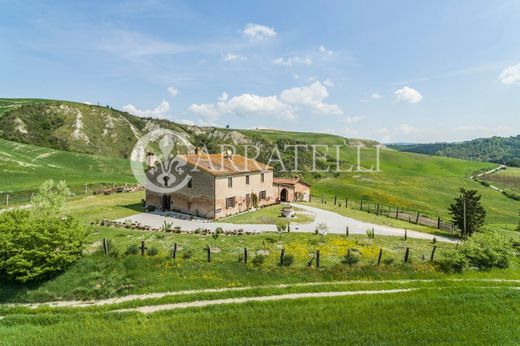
[32,179,71,217]
[448,188,486,238]
[0,180,86,282]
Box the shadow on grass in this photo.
[118,203,146,213]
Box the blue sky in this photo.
[1,0,519,143]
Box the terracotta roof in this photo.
[273,177,311,187]
[178,154,272,176]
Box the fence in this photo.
[0,182,143,209]
[318,194,457,233]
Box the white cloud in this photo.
[323,78,334,87]
[218,92,229,102]
[167,86,178,97]
[273,56,312,66]
[371,93,382,99]
[279,81,342,115]
[223,52,247,62]
[398,123,416,134]
[188,81,342,123]
[123,100,170,119]
[319,45,334,56]
[178,119,196,126]
[498,63,520,85]
[242,23,277,41]
[342,116,365,124]
[394,86,423,104]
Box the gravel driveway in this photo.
[116,203,456,243]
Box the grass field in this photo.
[0,280,519,345]
[240,129,520,227]
[0,138,135,196]
[217,204,314,225]
[481,167,520,192]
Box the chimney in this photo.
[145,152,156,167]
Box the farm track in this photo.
[4,278,520,310]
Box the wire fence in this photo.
[317,194,457,234]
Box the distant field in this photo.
[481,167,520,192]
[240,129,519,226]
[0,138,135,196]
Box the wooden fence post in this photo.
[430,246,437,261]
[437,217,441,230]
[360,200,363,211]
[415,211,420,224]
[334,195,337,206]
[280,248,285,265]
[376,204,380,215]
[140,240,147,256]
[396,207,399,219]
[346,226,349,237]
[404,247,410,263]
[316,250,320,268]
[244,247,248,263]
[404,229,408,240]
[345,197,348,207]
[377,248,383,265]
[102,238,109,255]
[172,243,177,259]
[207,246,211,262]
[6,194,9,206]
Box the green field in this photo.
[240,129,520,227]
[481,167,520,193]
[218,204,314,225]
[1,285,519,345]
[0,138,135,197]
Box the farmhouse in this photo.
[273,177,311,202]
[145,153,276,219]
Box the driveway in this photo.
[116,203,456,243]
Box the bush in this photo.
[438,232,514,272]
[459,232,513,270]
[341,251,359,266]
[125,244,140,255]
[366,228,375,239]
[382,257,394,266]
[182,250,194,260]
[147,247,159,256]
[0,209,87,283]
[281,254,294,267]
[252,255,265,266]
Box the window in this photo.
[187,178,192,188]
[246,175,250,185]
[261,173,265,183]
[259,190,266,200]
[226,196,236,209]
[228,177,233,188]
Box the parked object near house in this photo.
[146,153,276,219]
[273,177,311,202]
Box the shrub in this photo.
[281,254,294,267]
[252,255,265,266]
[437,232,514,272]
[382,257,394,266]
[0,209,86,283]
[366,228,375,239]
[341,251,359,266]
[147,246,159,256]
[182,250,194,260]
[459,232,513,270]
[125,244,140,255]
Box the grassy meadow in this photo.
[1,285,519,345]
[217,204,314,225]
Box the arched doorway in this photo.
[162,194,171,211]
[280,188,288,202]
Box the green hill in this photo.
[389,136,520,167]
[0,138,134,195]
[0,98,518,226]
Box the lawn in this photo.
[218,204,314,225]
[0,138,136,204]
[0,285,519,345]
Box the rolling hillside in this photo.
[0,98,518,226]
[0,138,134,195]
[389,136,520,167]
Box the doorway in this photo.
[280,188,288,202]
[162,194,171,211]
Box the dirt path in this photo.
[6,278,519,310]
[115,288,416,314]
